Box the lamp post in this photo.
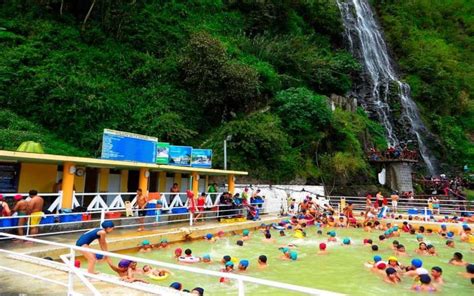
[224,135,232,170]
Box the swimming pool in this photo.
[92,226,473,295]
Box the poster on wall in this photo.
[0,164,19,193]
[191,149,212,168]
[101,129,157,163]
[156,142,170,164]
[168,146,192,166]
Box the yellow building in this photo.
[0,150,247,210]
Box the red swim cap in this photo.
[319,243,327,250]
[175,248,182,256]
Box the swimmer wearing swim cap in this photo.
[342,238,351,245]
[76,220,114,274]
[174,248,183,258]
[238,259,249,271]
[138,239,153,252]
[202,254,211,263]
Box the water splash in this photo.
[336,0,437,175]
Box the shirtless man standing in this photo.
[12,195,29,236]
[28,190,44,235]
[390,192,399,214]
[136,188,148,232]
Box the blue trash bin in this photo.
[146,203,157,216]
[41,215,55,225]
[0,218,12,228]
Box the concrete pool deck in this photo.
[0,215,280,295]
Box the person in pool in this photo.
[107,259,147,283]
[157,238,169,249]
[317,243,328,255]
[391,240,399,250]
[387,256,402,272]
[191,287,205,296]
[221,255,232,265]
[449,252,467,266]
[415,242,428,255]
[458,264,474,284]
[438,224,448,237]
[204,233,216,243]
[279,230,286,236]
[395,244,408,256]
[426,244,438,256]
[238,259,249,271]
[431,266,444,285]
[384,267,401,284]
[258,255,268,269]
[416,234,424,242]
[262,232,275,243]
[174,248,183,259]
[138,240,153,252]
[142,265,173,277]
[460,226,472,242]
[342,238,351,246]
[369,255,387,274]
[327,231,337,242]
[202,254,211,263]
[363,239,373,246]
[445,240,455,248]
[76,220,114,274]
[242,229,250,241]
[411,274,437,292]
[405,259,429,278]
[371,245,379,252]
[364,222,373,232]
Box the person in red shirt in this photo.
[193,192,206,223]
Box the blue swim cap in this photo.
[101,221,114,229]
[329,231,336,237]
[416,234,423,239]
[160,238,168,243]
[239,259,249,268]
[441,224,447,229]
[447,231,454,238]
[142,240,150,246]
[289,251,297,260]
[374,255,382,262]
[411,258,423,268]
[225,261,234,267]
[95,254,104,260]
[462,224,469,229]
[280,247,289,254]
[202,254,211,260]
[343,238,350,245]
[205,233,213,240]
[118,259,132,268]
[170,282,182,290]
[243,229,249,236]
[287,225,293,230]
[157,200,163,204]
[393,226,399,231]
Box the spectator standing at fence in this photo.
[366,194,373,211]
[12,195,29,236]
[0,195,11,217]
[429,196,440,215]
[28,190,44,236]
[376,191,384,208]
[136,188,148,232]
[193,192,206,223]
[207,182,218,193]
[390,192,399,214]
[170,183,180,193]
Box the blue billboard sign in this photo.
[101,129,157,163]
[191,149,212,168]
[168,146,192,166]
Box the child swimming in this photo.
[157,238,169,249]
[411,274,437,292]
[107,259,147,283]
[204,233,216,243]
[279,230,286,236]
[258,255,268,269]
[138,240,153,252]
[342,238,351,246]
[391,240,399,250]
[445,240,455,248]
[238,259,249,271]
[327,231,337,242]
[142,265,172,278]
[415,242,428,255]
[395,244,408,256]
[317,243,327,255]
[449,252,467,266]
[426,244,438,256]
[174,248,183,259]
[262,232,275,243]
[384,267,401,284]
[242,229,250,241]
[371,245,379,252]
[202,254,211,263]
[431,266,444,284]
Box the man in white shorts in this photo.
[390,191,399,214]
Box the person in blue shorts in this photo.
[76,220,114,274]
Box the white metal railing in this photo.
[0,232,345,296]
[0,200,273,239]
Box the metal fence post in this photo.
[189,212,193,226]
[25,216,31,237]
[238,279,245,296]
[68,248,75,295]
[100,208,105,225]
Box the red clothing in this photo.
[197,197,205,211]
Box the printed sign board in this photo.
[191,149,212,168]
[101,129,157,163]
[156,142,170,164]
[168,145,192,166]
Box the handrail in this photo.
[0,232,345,296]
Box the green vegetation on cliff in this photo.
[374,0,474,170]
[3,0,454,184]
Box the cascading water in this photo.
[336,0,438,175]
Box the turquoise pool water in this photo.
[95,227,473,295]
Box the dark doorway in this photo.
[84,168,98,193]
[128,170,139,192]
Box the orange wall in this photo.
[18,163,58,193]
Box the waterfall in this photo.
[336,0,438,175]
